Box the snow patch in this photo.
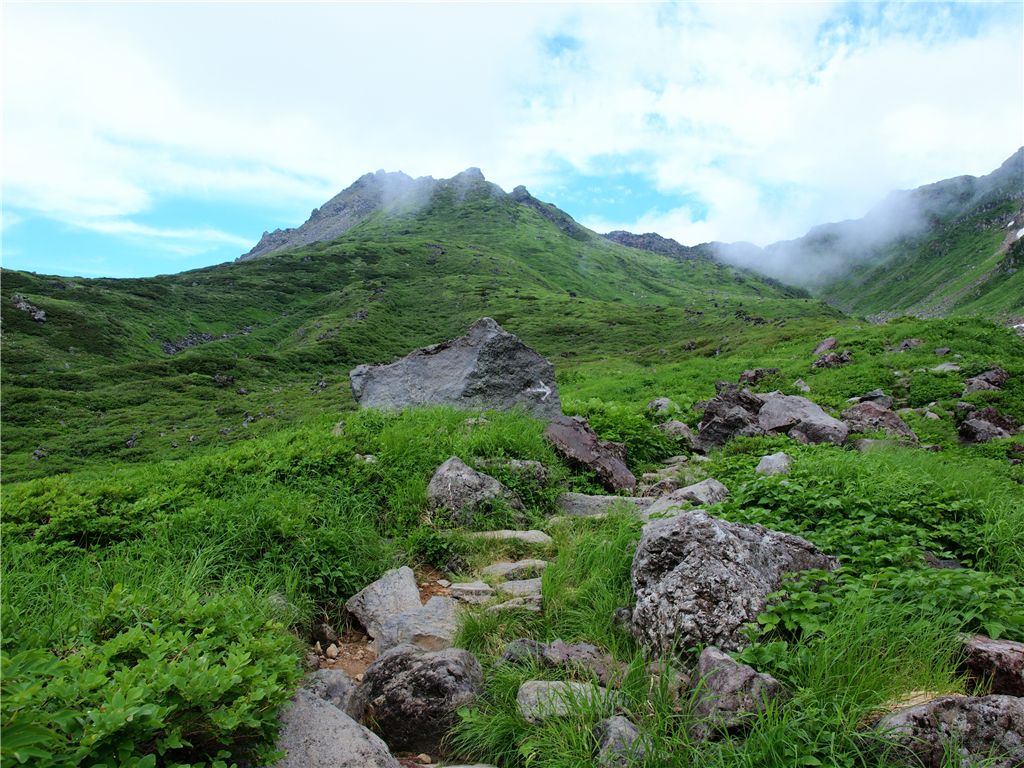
[1015,228,1024,241]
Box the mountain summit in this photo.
[240,168,508,260]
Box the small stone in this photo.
[755,452,792,476]
[594,715,646,767]
[326,643,340,659]
[516,680,610,724]
[449,581,495,604]
[437,579,452,588]
[794,378,811,393]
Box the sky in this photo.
[2,1,1022,278]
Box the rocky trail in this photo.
[267,320,1024,768]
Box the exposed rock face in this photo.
[350,318,562,419]
[544,415,636,491]
[345,567,422,640]
[516,681,610,724]
[273,689,400,768]
[347,645,484,754]
[758,393,848,445]
[556,492,651,517]
[690,647,786,739]
[964,367,1010,393]
[10,294,46,322]
[631,511,838,652]
[961,635,1024,696]
[696,384,768,449]
[874,695,1024,768]
[426,457,523,526]
[756,452,792,475]
[593,716,646,767]
[304,668,357,713]
[374,596,458,653]
[842,401,918,442]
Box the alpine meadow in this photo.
[2,5,1024,768]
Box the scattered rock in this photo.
[738,367,779,386]
[641,479,730,519]
[497,578,543,599]
[631,510,838,652]
[657,420,698,448]
[544,415,636,492]
[375,596,458,654]
[930,362,961,373]
[755,452,792,475]
[813,337,837,355]
[477,458,551,487]
[594,715,646,767]
[348,645,484,754]
[855,388,894,409]
[960,635,1023,696]
[468,529,553,547]
[696,383,766,449]
[842,401,918,442]
[963,367,1010,393]
[480,559,548,580]
[923,552,963,569]
[690,647,786,739]
[794,378,811,393]
[555,492,651,518]
[896,338,923,352]
[10,294,46,322]
[647,397,678,415]
[486,597,542,613]
[31,447,48,461]
[448,581,495,604]
[516,680,610,724]
[426,457,523,526]
[935,347,951,356]
[502,639,620,686]
[853,438,898,453]
[326,644,340,659]
[305,668,357,712]
[873,694,1023,768]
[758,393,848,445]
[960,416,1014,443]
[924,410,941,420]
[273,689,400,768]
[346,567,423,640]
[349,318,562,419]
[812,350,852,369]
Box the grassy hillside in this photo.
[819,197,1024,321]
[2,178,835,483]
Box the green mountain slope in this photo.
[1,171,836,482]
[704,148,1024,321]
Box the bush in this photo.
[0,586,301,768]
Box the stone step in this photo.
[480,558,549,581]
[556,492,651,517]
[468,529,553,546]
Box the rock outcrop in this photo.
[544,415,636,491]
[631,511,838,652]
[347,645,483,754]
[350,318,562,419]
[874,695,1024,768]
[961,635,1024,696]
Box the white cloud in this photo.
[2,2,1021,263]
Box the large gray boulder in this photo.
[631,511,838,652]
[349,318,562,419]
[273,689,400,768]
[426,456,523,526]
[347,644,484,754]
[874,695,1024,768]
[374,595,458,653]
[544,415,637,492]
[345,567,422,640]
[758,393,848,445]
[690,647,786,739]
